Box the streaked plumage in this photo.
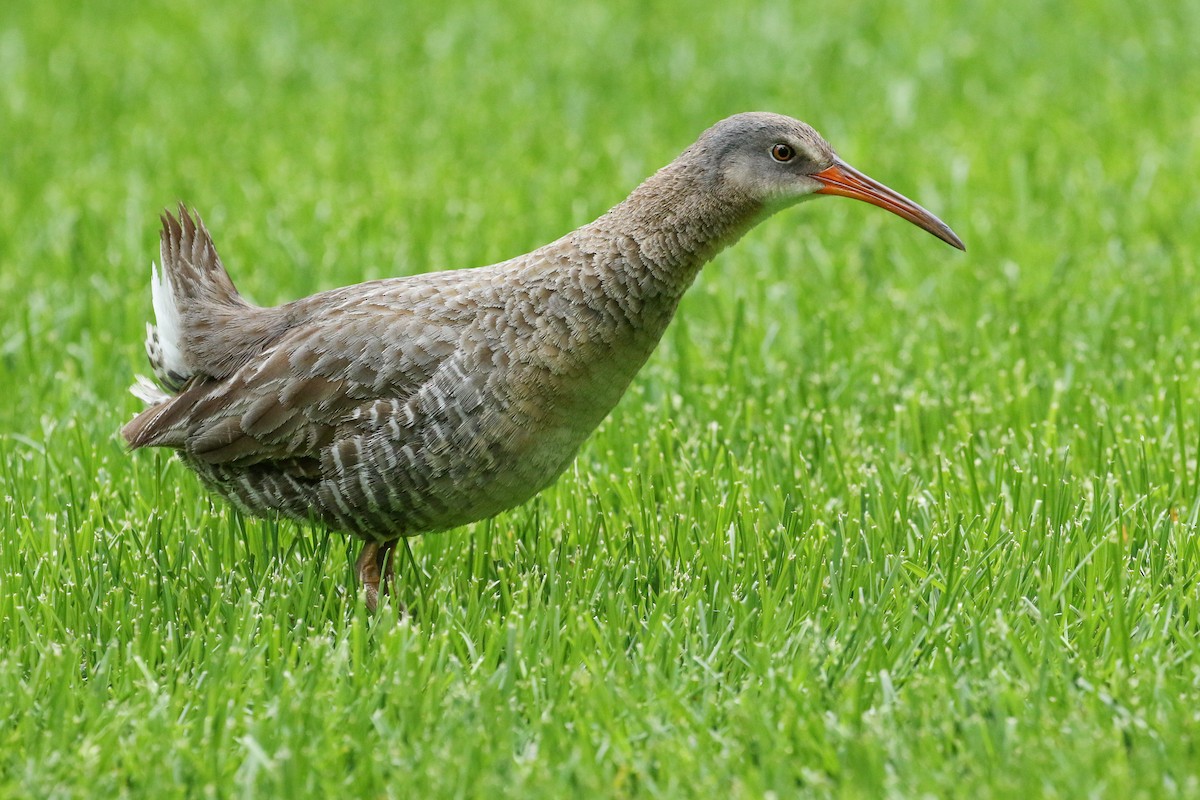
[123,113,964,608]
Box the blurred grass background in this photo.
[2,0,1200,797]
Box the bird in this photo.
[122,112,964,610]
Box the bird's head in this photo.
[692,112,965,250]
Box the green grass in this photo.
[2,0,1200,796]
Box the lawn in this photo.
[2,0,1199,797]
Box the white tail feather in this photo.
[149,259,188,381]
[130,374,170,405]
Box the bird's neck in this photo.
[573,159,765,301]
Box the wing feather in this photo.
[122,276,480,482]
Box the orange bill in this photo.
[813,160,965,250]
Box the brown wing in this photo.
[122,281,473,471]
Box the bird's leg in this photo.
[355,541,382,612]
[377,540,397,600]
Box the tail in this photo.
[124,206,248,447]
[135,205,243,393]
[140,205,246,392]
[124,206,290,449]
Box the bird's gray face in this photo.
[706,114,965,250]
[714,121,836,210]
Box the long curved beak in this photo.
[813,160,965,250]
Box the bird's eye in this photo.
[770,143,795,163]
